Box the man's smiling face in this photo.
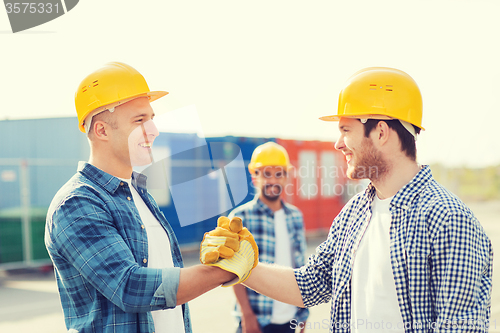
[108,97,159,168]
[334,117,387,181]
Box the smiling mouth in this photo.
[139,142,152,148]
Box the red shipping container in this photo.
[277,139,349,233]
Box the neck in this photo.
[89,151,133,179]
[259,195,283,212]
[371,159,420,200]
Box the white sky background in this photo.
[1,0,499,167]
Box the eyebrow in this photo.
[132,113,155,120]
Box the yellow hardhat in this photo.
[248,142,292,174]
[75,62,168,133]
[320,67,424,131]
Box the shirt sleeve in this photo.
[294,224,337,308]
[47,193,179,312]
[431,209,493,331]
[153,267,181,308]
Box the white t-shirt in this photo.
[351,195,404,332]
[124,179,185,333]
[270,209,297,325]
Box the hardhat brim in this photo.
[147,90,169,103]
[79,90,169,133]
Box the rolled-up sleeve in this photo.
[153,267,181,308]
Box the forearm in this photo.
[233,284,254,315]
[243,263,304,307]
[176,265,235,305]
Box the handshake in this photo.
[200,216,259,287]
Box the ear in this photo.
[376,121,390,146]
[92,121,110,141]
[251,174,258,187]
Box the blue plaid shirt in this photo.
[229,197,310,327]
[294,165,493,332]
[45,162,192,333]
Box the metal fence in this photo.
[0,158,81,269]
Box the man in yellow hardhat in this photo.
[204,67,493,330]
[45,62,257,333]
[229,142,309,333]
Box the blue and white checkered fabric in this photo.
[294,165,493,332]
[230,197,310,327]
[45,162,191,333]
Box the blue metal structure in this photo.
[150,134,276,246]
[0,117,88,210]
[0,117,282,267]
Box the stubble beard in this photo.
[347,138,389,181]
[261,184,282,202]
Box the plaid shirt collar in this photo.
[252,195,294,216]
[362,165,431,209]
[78,161,148,194]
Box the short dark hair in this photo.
[361,119,420,161]
[88,110,118,136]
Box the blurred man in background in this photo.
[229,142,309,333]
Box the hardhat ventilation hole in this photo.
[386,85,393,92]
[369,84,377,91]
[92,80,99,87]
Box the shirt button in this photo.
[141,225,145,229]
[127,197,131,201]
[120,182,124,186]
[143,258,147,264]
[339,281,344,287]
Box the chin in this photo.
[346,166,357,180]
[346,167,367,180]
[131,155,154,167]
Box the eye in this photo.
[135,118,144,123]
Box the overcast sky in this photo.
[1,0,499,167]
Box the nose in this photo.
[334,134,345,151]
[266,175,279,184]
[142,119,159,139]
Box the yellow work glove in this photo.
[200,216,259,287]
[200,216,242,264]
